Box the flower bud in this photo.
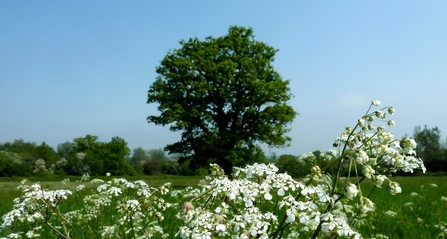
[388,120,395,127]
[375,110,385,119]
[344,182,358,200]
[388,107,395,115]
[388,182,402,195]
[182,201,194,211]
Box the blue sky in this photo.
[1,1,446,156]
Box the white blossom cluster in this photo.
[176,163,361,239]
[176,100,426,239]
[332,101,425,196]
[1,181,72,232]
[1,177,172,239]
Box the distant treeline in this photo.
[1,125,446,177]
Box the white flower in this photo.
[359,197,375,213]
[286,209,296,223]
[264,192,273,200]
[355,150,369,164]
[344,182,358,200]
[358,118,366,127]
[372,100,381,106]
[374,175,387,188]
[384,210,397,217]
[216,223,226,231]
[362,165,375,179]
[388,182,402,195]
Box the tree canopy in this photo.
[65,135,134,176]
[147,26,297,175]
[413,125,446,172]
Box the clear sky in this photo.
[1,1,446,156]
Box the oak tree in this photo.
[147,26,297,175]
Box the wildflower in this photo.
[81,173,90,181]
[358,118,366,127]
[101,226,115,237]
[344,182,358,200]
[362,165,375,179]
[388,182,402,195]
[75,184,85,191]
[311,165,322,181]
[216,223,226,232]
[355,150,369,164]
[359,197,375,213]
[388,120,395,127]
[374,175,387,188]
[375,110,385,119]
[372,100,381,106]
[430,183,438,187]
[441,196,447,201]
[106,172,111,177]
[388,107,395,115]
[182,201,194,211]
[286,209,296,223]
[400,138,417,154]
[410,192,418,197]
[384,210,397,217]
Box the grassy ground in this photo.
[0,176,446,238]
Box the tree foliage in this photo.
[32,142,59,165]
[65,135,134,176]
[57,141,73,160]
[147,26,297,175]
[413,125,446,172]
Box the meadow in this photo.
[0,174,446,239]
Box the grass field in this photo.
[0,175,446,238]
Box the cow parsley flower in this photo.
[388,120,395,127]
[344,182,358,200]
[388,182,402,195]
[388,107,395,115]
[359,197,375,213]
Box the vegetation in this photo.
[147,26,297,175]
[1,100,446,239]
[413,125,447,172]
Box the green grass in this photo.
[0,176,446,238]
[356,177,447,238]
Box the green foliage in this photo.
[1,139,36,158]
[32,142,59,165]
[0,153,14,177]
[0,149,34,177]
[275,154,308,178]
[57,141,73,159]
[160,160,180,175]
[414,125,447,172]
[65,135,134,176]
[147,26,297,175]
